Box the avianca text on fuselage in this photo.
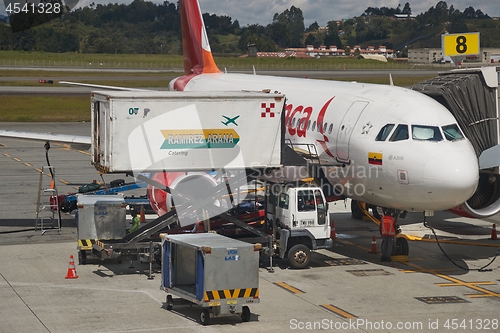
[284,96,336,158]
[284,96,335,137]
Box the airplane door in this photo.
[336,101,368,162]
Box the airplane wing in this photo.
[0,130,91,150]
[59,81,153,92]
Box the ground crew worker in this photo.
[380,215,396,262]
[128,210,141,233]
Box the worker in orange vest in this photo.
[380,215,396,262]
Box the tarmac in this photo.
[1,123,500,332]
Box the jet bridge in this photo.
[411,66,500,161]
[411,66,500,217]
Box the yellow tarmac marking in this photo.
[274,282,304,294]
[59,179,70,185]
[339,234,500,299]
[56,143,91,155]
[320,304,357,319]
[403,262,500,299]
[403,234,500,247]
[3,153,10,157]
[401,268,454,274]
[23,162,32,167]
[13,157,21,162]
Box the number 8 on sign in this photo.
[442,32,480,57]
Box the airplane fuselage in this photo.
[171,72,479,212]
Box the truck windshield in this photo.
[297,190,316,212]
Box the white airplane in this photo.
[0,0,487,223]
[169,0,480,219]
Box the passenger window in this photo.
[312,121,316,130]
[375,124,395,141]
[389,124,409,141]
[307,120,311,130]
[323,123,328,133]
[317,121,322,132]
[292,118,297,127]
[328,124,333,134]
[412,125,443,141]
[442,124,464,141]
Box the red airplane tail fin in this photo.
[179,0,221,75]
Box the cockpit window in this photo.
[389,124,409,141]
[375,124,395,141]
[412,125,443,141]
[442,124,465,141]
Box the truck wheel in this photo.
[288,244,311,269]
[166,295,173,310]
[241,305,251,322]
[351,200,364,220]
[200,309,210,325]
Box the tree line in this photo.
[0,0,497,54]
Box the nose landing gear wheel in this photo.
[394,237,409,256]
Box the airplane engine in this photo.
[146,171,218,216]
[449,173,500,218]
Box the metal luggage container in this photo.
[76,194,127,240]
[161,233,260,325]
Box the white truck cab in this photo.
[268,184,333,268]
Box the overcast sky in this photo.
[2,0,499,26]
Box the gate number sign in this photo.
[442,32,480,57]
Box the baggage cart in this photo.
[160,233,260,325]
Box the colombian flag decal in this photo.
[368,152,382,165]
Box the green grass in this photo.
[0,50,424,70]
[0,96,90,122]
[0,69,180,77]
[0,51,437,122]
[0,75,433,122]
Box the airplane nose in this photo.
[423,151,479,209]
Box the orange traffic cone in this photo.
[65,255,78,279]
[369,235,378,254]
[140,205,146,223]
[491,224,498,240]
[330,219,337,240]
